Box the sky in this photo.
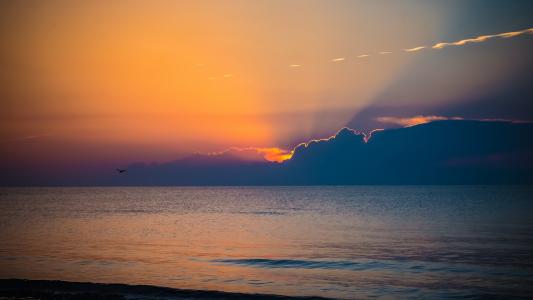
[1,0,533,177]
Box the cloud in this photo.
[256,147,293,162]
[1,133,52,144]
[199,27,532,77]
[375,115,529,127]
[433,35,493,49]
[432,28,533,49]
[284,120,533,184]
[9,121,533,185]
[404,46,426,52]
[291,127,361,150]
[207,146,292,163]
[376,115,463,127]
[331,57,346,62]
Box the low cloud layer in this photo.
[376,115,463,127]
[204,146,292,163]
[285,120,533,184]
[5,120,531,185]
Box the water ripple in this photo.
[210,258,533,278]
[212,258,398,271]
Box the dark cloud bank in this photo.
[3,120,532,186]
[98,120,533,186]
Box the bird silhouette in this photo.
[116,168,127,173]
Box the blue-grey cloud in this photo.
[5,120,530,186]
[285,120,533,184]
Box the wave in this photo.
[211,258,393,271]
[210,258,533,278]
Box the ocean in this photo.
[1,186,532,299]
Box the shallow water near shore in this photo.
[1,186,533,299]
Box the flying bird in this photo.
[116,168,127,174]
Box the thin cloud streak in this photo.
[331,57,346,62]
[376,115,463,127]
[404,46,426,52]
[375,115,531,127]
[432,27,533,49]
[199,27,532,79]
[1,133,53,144]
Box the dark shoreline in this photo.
[0,279,334,300]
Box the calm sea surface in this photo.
[1,186,533,299]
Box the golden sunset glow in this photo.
[257,148,294,162]
[1,1,532,170]
[206,147,292,163]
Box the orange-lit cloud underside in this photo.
[207,147,293,163]
[376,115,463,127]
[258,148,293,162]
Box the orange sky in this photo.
[1,1,531,167]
